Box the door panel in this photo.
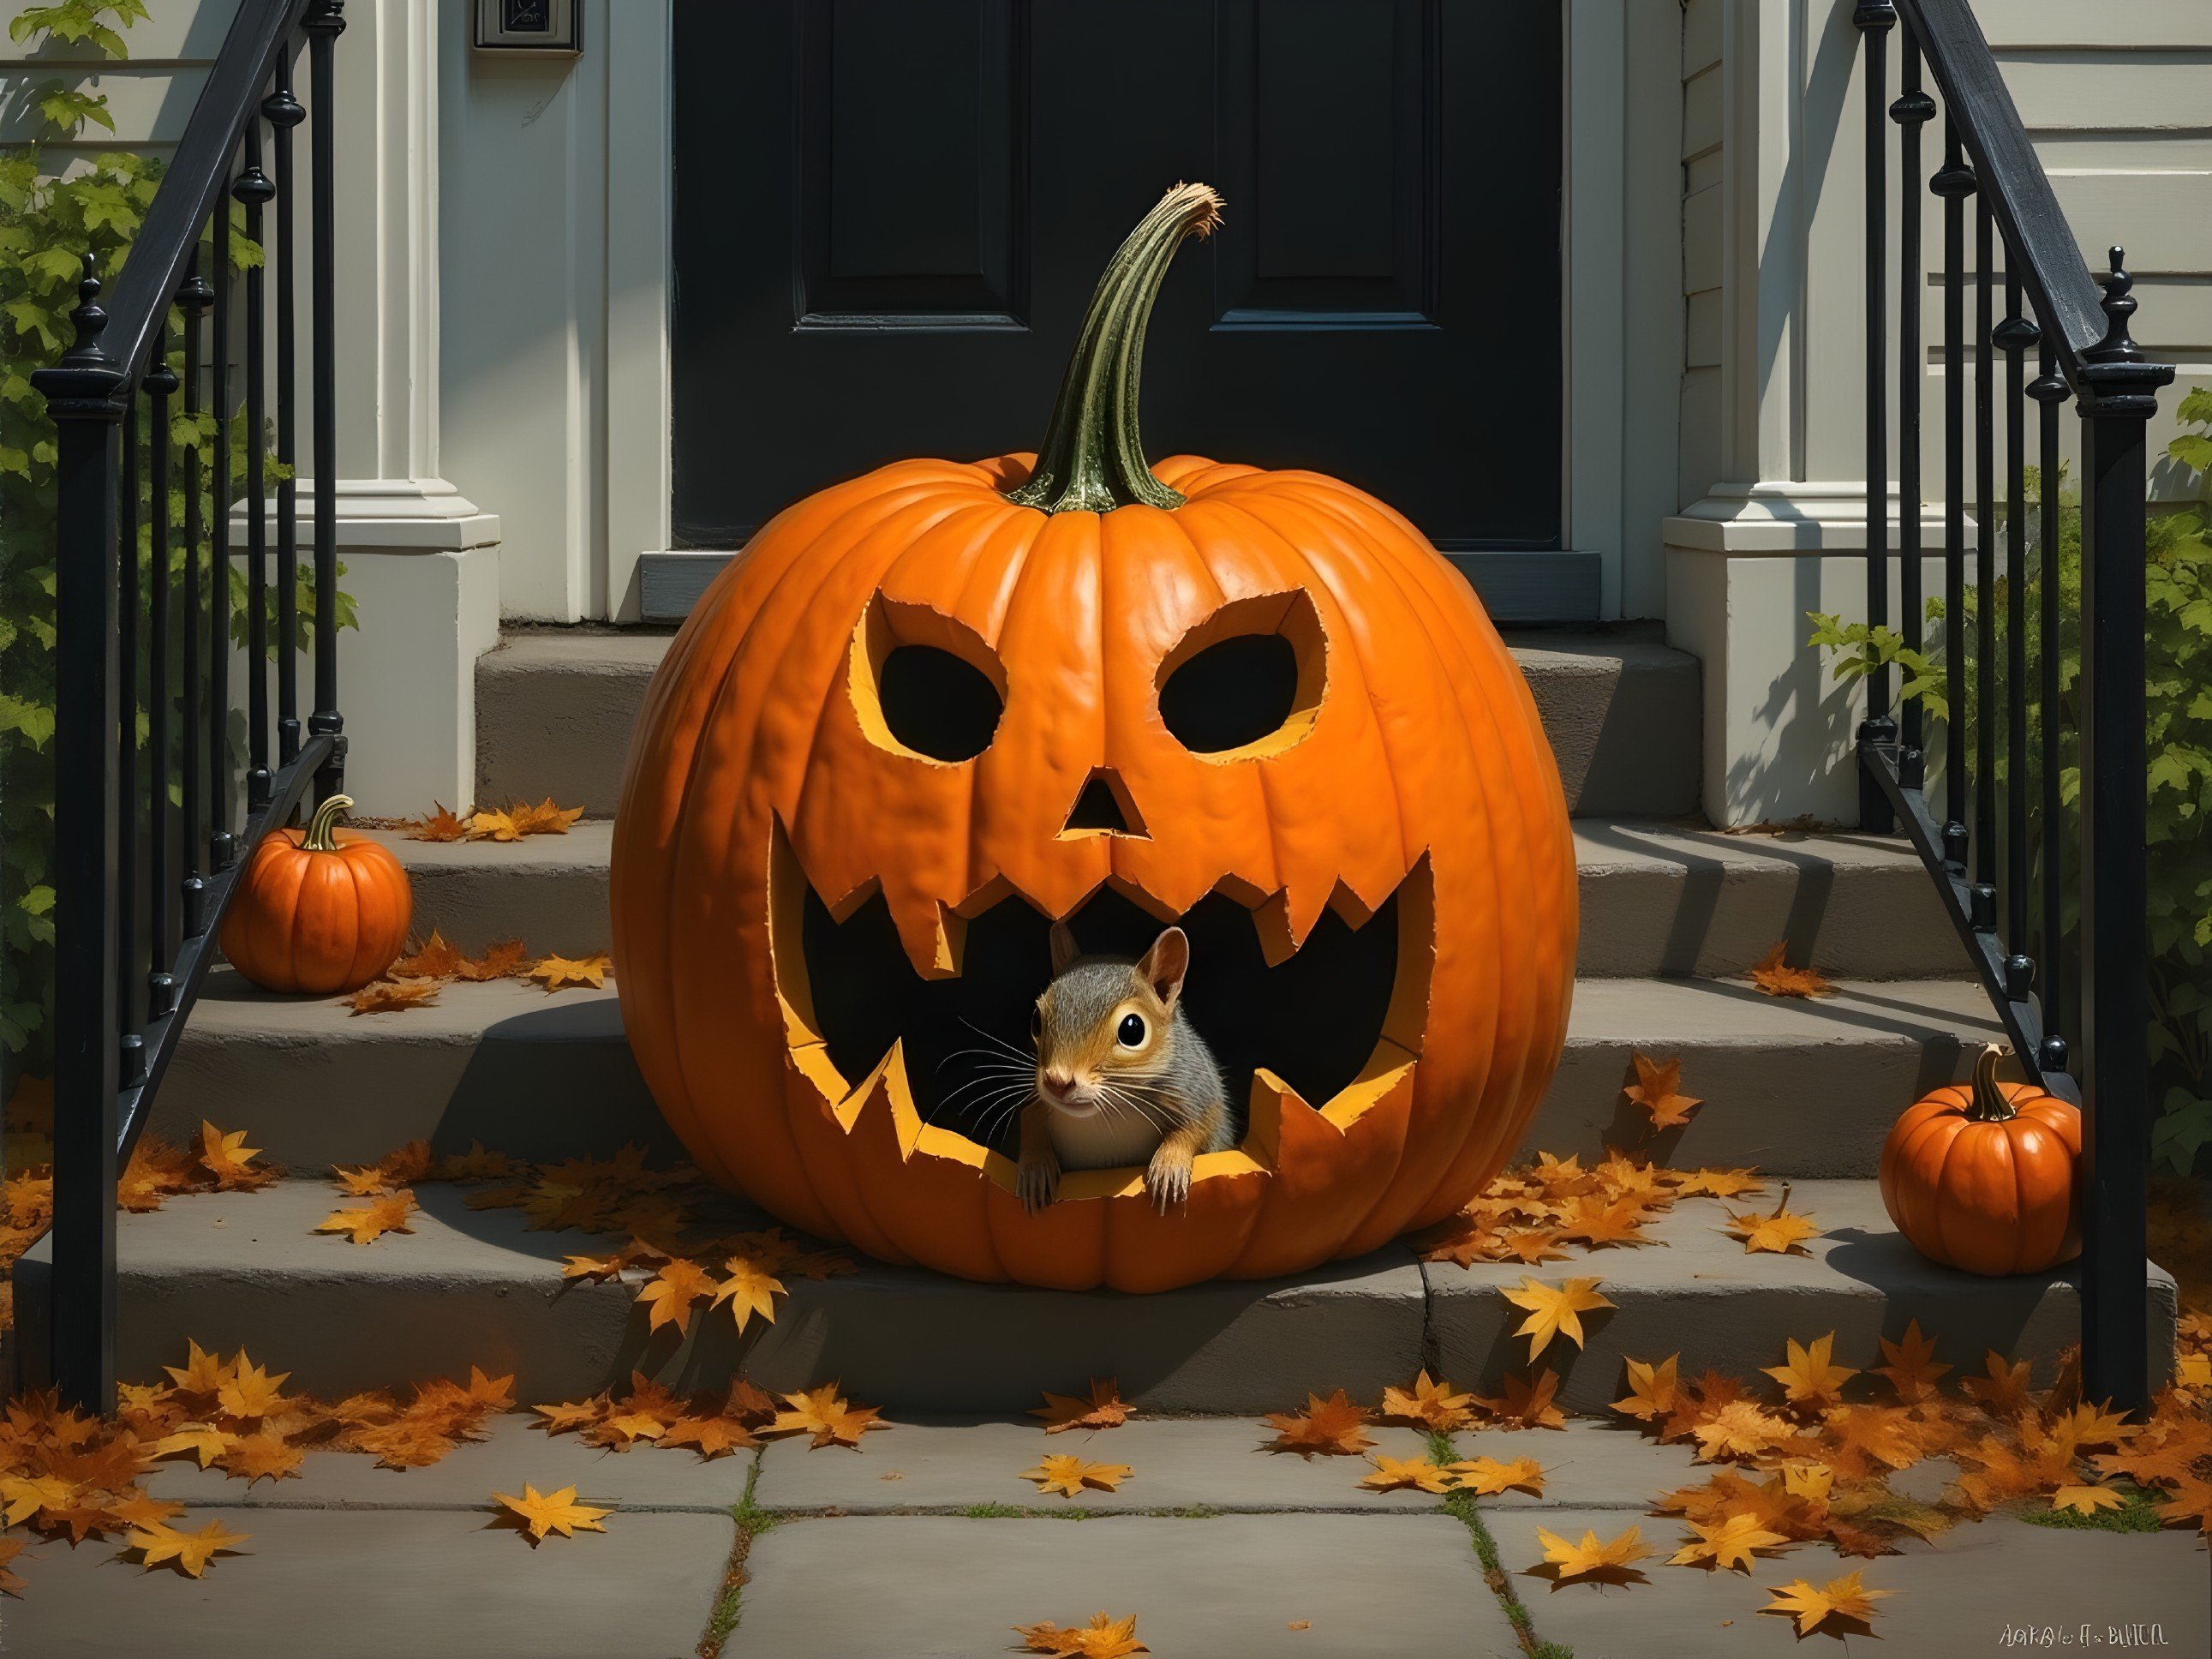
[672,0,1561,550]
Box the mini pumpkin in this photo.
[1878,1043,2082,1276]
[611,183,1578,1291]
[219,794,412,995]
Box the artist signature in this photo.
[2000,1627,2171,1648]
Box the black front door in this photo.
[671,0,1561,553]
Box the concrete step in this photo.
[370,818,1969,981]
[148,968,2003,1180]
[474,626,1703,821]
[16,1177,2171,1414]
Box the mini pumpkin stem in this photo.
[1965,1042,2018,1122]
[302,793,355,853]
[1005,181,1224,516]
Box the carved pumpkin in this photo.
[219,794,412,995]
[1878,1044,2082,1276]
[611,184,1577,1291]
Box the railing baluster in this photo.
[210,158,235,871]
[2026,335,2069,1071]
[306,1,347,800]
[1973,197,1996,913]
[1856,3,1896,831]
[117,390,140,1058]
[239,122,276,812]
[266,56,305,766]
[146,344,177,997]
[1996,274,2036,1003]
[1932,119,1974,866]
[1892,28,1934,787]
[180,252,212,937]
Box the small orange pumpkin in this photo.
[219,794,412,994]
[1878,1044,2082,1276]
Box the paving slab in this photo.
[730,1512,1515,1659]
[1498,1504,2209,1659]
[0,1506,734,1659]
[1442,1418,1707,1510]
[752,1414,1451,1513]
[1423,1179,2179,1413]
[144,1412,756,1512]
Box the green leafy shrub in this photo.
[1810,389,2212,1173]
[2,1,354,1080]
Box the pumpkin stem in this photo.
[302,793,354,853]
[1004,181,1223,515]
[1965,1042,2018,1122]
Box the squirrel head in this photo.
[1031,924,1189,1116]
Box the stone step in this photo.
[147,968,2004,1180]
[372,818,1968,981]
[15,1177,2172,1415]
[474,626,1704,821]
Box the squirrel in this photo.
[1015,921,1235,1216]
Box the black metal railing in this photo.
[31,0,348,1410]
[1853,1,2173,1413]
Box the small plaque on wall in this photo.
[475,0,581,55]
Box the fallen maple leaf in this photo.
[1624,1052,1701,1129]
[1873,1320,1950,1403]
[390,929,467,979]
[1693,1401,1795,1463]
[1613,1354,1681,1422]
[0,1474,75,1524]
[529,952,611,991]
[660,1416,759,1459]
[711,1255,786,1333]
[1377,1369,1476,1432]
[1502,1275,1615,1361]
[1722,1183,1821,1255]
[1961,1351,2035,1417]
[1359,1454,1455,1494]
[1474,1369,1568,1431]
[636,1257,720,1336]
[198,1122,276,1190]
[1535,1523,1652,1582]
[492,1482,610,1544]
[1671,1512,1790,1572]
[0,1536,25,1596]
[1022,1453,1131,1498]
[314,1189,418,1244]
[1012,1611,1149,1657]
[1448,1455,1546,1498]
[469,808,523,842]
[220,1430,305,1486]
[768,1383,887,1449]
[148,1423,236,1470]
[1262,1390,1375,1458]
[1673,1166,1766,1199]
[347,979,441,1015]
[1555,1193,1654,1249]
[531,1396,611,1436]
[1761,1569,1894,1634]
[126,1517,252,1577]
[457,938,532,981]
[1762,1333,1857,1409]
[163,1338,235,1397]
[406,804,470,841]
[1749,941,1834,998]
[215,1355,290,1420]
[1031,1379,1133,1434]
[2051,1483,2129,1516]
[511,797,586,835]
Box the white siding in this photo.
[0,2,237,159]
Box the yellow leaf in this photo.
[1377,1369,1477,1432]
[1445,1455,1546,1497]
[767,1383,887,1449]
[2050,1483,2128,1516]
[1872,1319,1951,1403]
[1722,1183,1821,1255]
[468,809,523,842]
[1611,1354,1680,1422]
[1761,1333,1857,1407]
[1670,1512,1789,1572]
[491,1482,610,1544]
[197,1122,272,1189]
[1623,1051,1701,1129]
[1262,1390,1375,1458]
[635,1257,719,1337]
[314,1189,418,1244]
[529,952,611,992]
[0,1474,75,1525]
[1358,1454,1455,1494]
[1535,1523,1652,1581]
[1761,1570,1895,1634]
[162,1338,236,1396]
[1021,1454,1131,1498]
[214,1354,290,1420]
[1011,1610,1149,1656]
[1501,1275,1615,1362]
[149,1423,236,1470]
[511,796,586,836]
[1672,1166,1766,1199]
[126,1517,252,1577]
[710,1255,787,1334]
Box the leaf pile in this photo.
[402,797,584,842]
[118,1120,281,1213]
[345,925,609,1013]
[1414,1147,1760,1267]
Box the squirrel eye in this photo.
[1117,1013,1146,1048]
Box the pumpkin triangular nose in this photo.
[1061,769,1145,838]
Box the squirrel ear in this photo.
[1049,920,1080,974]
[1136,926,1190,1007]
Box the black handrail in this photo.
[28,0,349,1410]
[1854,0,2173,1415]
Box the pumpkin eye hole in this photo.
[1117,1013,1146,1048]
[875,644,1004,763]
[1157,590,1326,760]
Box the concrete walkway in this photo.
[4,1416,2203,1657]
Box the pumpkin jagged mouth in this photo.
[768,822,1435,1162]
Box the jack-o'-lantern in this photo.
[610,184,1577,1291]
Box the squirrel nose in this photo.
[1043,1068,1077,1096]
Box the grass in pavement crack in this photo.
[700,1457,773,1658]
[1427,1430,1571,1659]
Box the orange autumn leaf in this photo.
[1671,1512,1790,1572]
[347,979,441,1015]
[197,1122,276,1191]
[1377,1370,1476,1433]
[1613,1355,1681,1423]
[1359,1454,1455,1494]
[219,1431,305,1487]
[390,929,467,979]
[511,797,586,836]
[1762,1333,1857,1409]
[1262,1390,1375,1458]
[1872,1320,1950,1403]
[768,1383,887,1449]
[331,1164,392,1197]
[126,1517,252,1578]
[660,1415,759,1459]
[1761,1570,1894,1635]
[491,1482,610,1544]
[468,809,523,842]
[215,1355,290,1420]
[457,938,531,981]
[1624,1051,1701,1129]
[162,1338,235,1396]
[1673,1166,1766,1199]
[1692,1401,1795,1463]
[1474,1369,1568,1431]
[1447,1455,1546,1498]
[711,1255,786,1333]
[1012,1611,1150,1657]
[529,952,611,992]
[1535,1523,1652,1582]
[1022,1454,1132,1497]
[531,1396,612,1436]
[1722,1183,1821,1255]
[635,1258,720,1336]
[1502,1275,1615,1361]
[405,803,470,841]
[1031,1379,1133,1434]
[1961,1351,2035,1416]
[1748,941,1835,999]
[314,1189,418,1245]
[0,1536,26,1598]
[2050,1483,2129,1516]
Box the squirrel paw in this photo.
[1016,1153,1061,1215]
[1145,1153,1193,1214]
